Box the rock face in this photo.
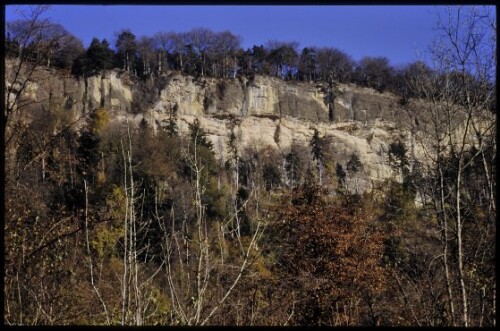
[86,71,133,112]
[148,73,412,193]
[175,114,409,192]
[150,74,404,123]
[8,66,414,192]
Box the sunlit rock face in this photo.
[7,66,415,193]
[148,73,413,193]
[85,71,133,112]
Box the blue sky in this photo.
[4,5,492,67]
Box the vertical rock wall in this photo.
[8,66,413,193]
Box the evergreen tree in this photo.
[72,38,114,77]
[161,118,178,137]
[263,163,281,191]
[310,128,326,184]
[347,152,363,174]
[76,130,100,182]
[285,151,301,187]
[298,47,317,81]
[158,104,179,137]
[189,118,213,151]
[336,163,347,191]
[310,128,325,165]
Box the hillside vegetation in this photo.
[3,6,495,326]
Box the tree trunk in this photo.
[438,163,456,326]
[158,51,162,74]
[120,138,129,325]
[456,162,468,327]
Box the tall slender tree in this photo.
[115,29,137,74]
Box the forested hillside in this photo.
[3,5,496,326]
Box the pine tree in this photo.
[189,118,213,151]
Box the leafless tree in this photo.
[4,6,87,182]
[402,5,496,327]
[156,122,265,325]
[137,36,156,76]
[316,47,355,83]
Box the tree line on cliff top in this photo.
[6,6,493,101]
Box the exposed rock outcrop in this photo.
[7,65,416,193]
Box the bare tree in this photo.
[316,47,355,83]
[4,6,88,183]
[353,56,393,92]
[157,121,265,325]
[402,5,496,327]
[5,5,52,141]
[136,35,157,76]
[153,31,175,74]
[265,40,299,79]
[84,179,111,324]
[210,31,242,78]
[4,8,92,325]
[119,120,164,325]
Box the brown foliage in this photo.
[271,185,387,325]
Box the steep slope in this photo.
[6,65,415,192]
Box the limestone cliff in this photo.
[7,66,416,192]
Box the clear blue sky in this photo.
[4,5,491,67]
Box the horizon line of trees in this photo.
[6,16,494,101]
